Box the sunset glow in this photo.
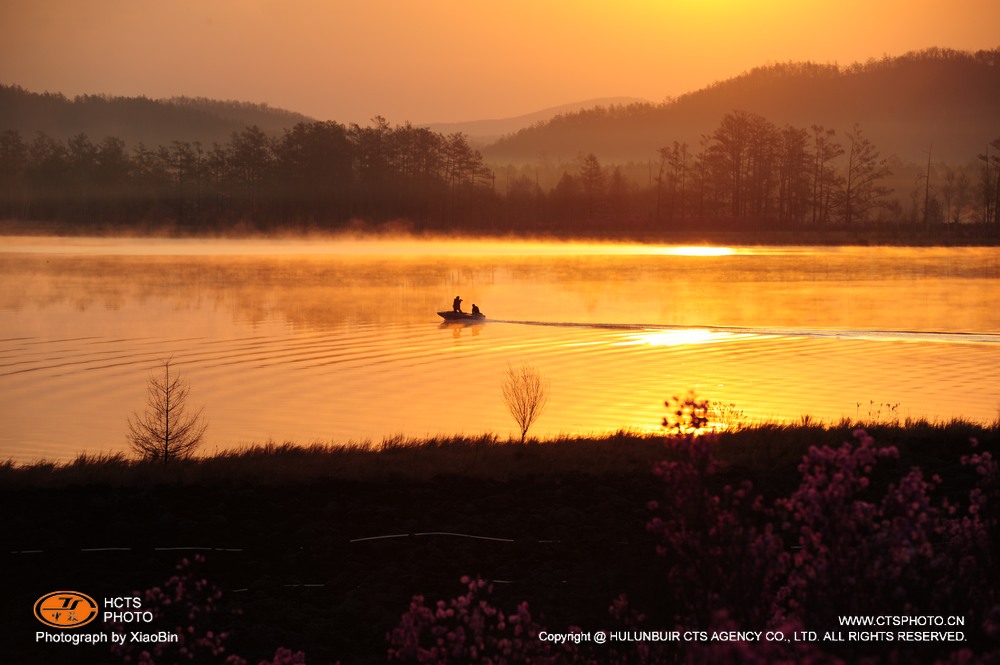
[2,0,998,123]
[4,0,1000,661]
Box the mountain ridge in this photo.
[0,86,314,147]
[420,97,651,145]
[2,47,998,166]
[483,47,1000,165]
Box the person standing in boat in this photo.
[453,295,463,312]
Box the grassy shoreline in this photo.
[4,418,996,488]
[4,418,997,664]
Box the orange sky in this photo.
[2,0,998,125]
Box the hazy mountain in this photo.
[483,48,1000,166]
[421,97,650,146]
[0,85,314,147]
[0,84,645,150]
[3,47,997,167]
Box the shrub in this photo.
[387,576,568,663]
[110,555,309,665]
[392,394,999,662]
[645,394,1000,662]
[110,555,244,664]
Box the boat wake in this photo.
[489,319,1000,345]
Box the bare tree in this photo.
[501,361,549,443]
[127,359,207,464]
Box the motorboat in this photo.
[437,310,486,322]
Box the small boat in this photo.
[437,310,486,322]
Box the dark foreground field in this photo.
[3,421,998,664]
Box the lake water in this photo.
[2,236,999,464]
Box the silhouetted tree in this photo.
[95,137,130,189]
[228,125,274,212]
[274,121,352,220]
[441,132,492,222]
[551,172,583,223]
[707,112,750,220]
[0,129,28,217]
[707,111,778,224]
[16,101,1000,238]
[839,123,892,225]
[689,135,715,224]
[776,125,810,227]
[505,173,542,227]
[979,138,1000,225]
[655,141,689,225]
[941,166,972,224]
[25,132,69,218]
[131,142,164,198]
[157,140,205,225]
[809,125,843,226]
[606,165,631,224]
[126,359,207,464]
[349,116,392,218]
[501,361,548,444]
[579,153,605,221]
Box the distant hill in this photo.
[4,46,998,166]
[483,48,1000,166]
[0,85,314,147]
[422,97,649,146]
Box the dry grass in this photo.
[2,420,996,489]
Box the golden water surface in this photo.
[2,237,999,463]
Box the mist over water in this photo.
[2,237,999,464]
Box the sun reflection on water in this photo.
[650,246,735,257]
[618,328,720,347]
[1,235,740,258]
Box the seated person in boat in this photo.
[471,304,481,316]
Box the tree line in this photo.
[1,111,998,237]
[0,117,495,232]
[649,112,894,230]
[521,110,1000,235]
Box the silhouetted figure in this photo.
[471,304,481,316]
[453,295,463,312]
